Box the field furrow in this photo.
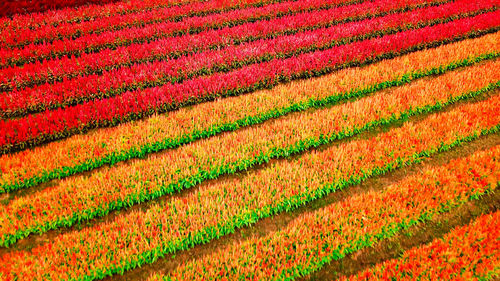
[148,140,500,280]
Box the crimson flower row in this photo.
[0,0,224,32]
[0,0,124,18]
[0,0,358,50]
[0,11,497,153]
[2,0,487,118]
[0,0,380,70]
[0,0,442,87]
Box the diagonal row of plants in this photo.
[0,0,297,39]
[149,142,500,280]
[0,33,498,194]
[0,0,364,55]
[1,12,498,153]
[0,0,206,32]
[2,0,492,118]
[0,0,312,47]
[2,97,498,280]
[1,58,498,248]
[0,0,448,88]
[341,211,500,281]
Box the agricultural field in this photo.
[0,0,499,280]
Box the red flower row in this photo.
[0,0,437,84]
[0,0,206,31]
[0,11,497,151]
[2,0,488,117]
[0,0,122,18]
[0,0,351,49]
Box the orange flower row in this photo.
[1,57,498,247]
[0,32,498,194]
[149,141,500,280]
[341,211,500,280]
[1,90,499,280]
[2,56,499,247]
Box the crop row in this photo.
[0,0,122,18]
[0,0,361,51]
[2,99,498,280]
[1,32,496,194]
[151,141,500,281]
[0,0,444,85]
[0,0,293,34]
[1,12,498,153]
[3,0,490,117]
[342,211,500,281]
[1,59,498,247]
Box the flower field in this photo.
[0,0,498,280]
